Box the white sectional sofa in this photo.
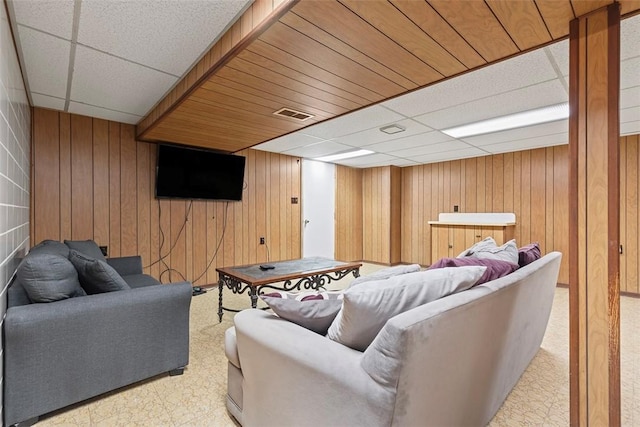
[225,251,562,427]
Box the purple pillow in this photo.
[518,243,541,267]
[428,257,519,285]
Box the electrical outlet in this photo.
[99,246,108,256]
[260,237,265,245]
[291,197,298,204]
[454,205,459,212]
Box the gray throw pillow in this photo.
[29,239,70,258]
[69,250,130,294]
[348,264,421,288]
[17,253,86,302]
[260,291,343,335]
[327,266,486,351]
[457,236,497,257]
[471,239,519,264]
[64,239,107,262]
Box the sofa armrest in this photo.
[106,255,143,276]
[232,309,395,427]
[3,282,192,426]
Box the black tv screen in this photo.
[155,144,246,201]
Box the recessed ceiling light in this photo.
[315,149,374,162]
[441,102,569,138]
[380,124,406,134]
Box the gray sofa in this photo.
[4,240,192,427]
[225,252,562,426]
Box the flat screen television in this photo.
[155,144,246,201]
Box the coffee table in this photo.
[216,257,361,322]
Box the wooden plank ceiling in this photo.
[137,0,640,153]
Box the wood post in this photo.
[569,3,620,426]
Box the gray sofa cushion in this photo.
[16,253,86,302]
[64,239,107,262]
[121,274,161,289]
[328,266,486,351]
[260,291,344,335]
[472,239,519,264]
[69,250,130,294]
[29,240,70,258]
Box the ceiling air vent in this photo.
[273,108,314,121]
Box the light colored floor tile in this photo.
[35,267,640,426]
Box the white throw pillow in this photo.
[327,266,486,351]
[457,236,497,257]
[348,264,421,288]
[472,239,519,264]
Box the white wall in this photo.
[0,4,31,421]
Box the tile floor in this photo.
[36,264,639,426]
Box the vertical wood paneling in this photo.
[335,165,363,262]
[31,108,302,285]
[71,115,93,239]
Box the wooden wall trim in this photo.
[32,108,302,284]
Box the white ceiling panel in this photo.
[283,141,352,158]
[366,131,455,153]
[411,147,488,164]
[621,106,640,123]
[77,0,251,76]
[414,79,568,129]
[302,105,405,139]
[336,153,397,167]
[621,56,640,89]
[68,101,142,124]
[332,118,432,147]
[71,45,177,115]
[31,93,65,110]
[18,26,70,98]
[391,140,474,158]
[621,14,640,61]
[10,0,74,40]
[382,49,558,117]
[545,40,569,77]
[253,133,326,153]
[621,86,640,109]
[461,120,568,147]
[621,120,640,136]
[482,132,568,154]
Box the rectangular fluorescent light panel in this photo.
[315,149,374,162]
[442,102,569,138]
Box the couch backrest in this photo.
[361,252,562,426]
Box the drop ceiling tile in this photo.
[17,26,70,98]
[71,45,177,115]
[254,133,326,153]
[391,140,473,158]
[482,132,568,154]
[77,0,251,76]
[461,120,568,147]
[68,102,142,124]
[414,80,568,130]
[621,56,640,89]
[621,14,640,61]
[332,119,432,147]
[545,40,569,77]
[621,86,640,109]
[621,120,640,136]
[336,153,396,167]
[283,141,353,158]
[302,106,405,139]
[366,131,454,153]
[382,49,557,117]
[410,147,488,164]
[31,93,65,110]
[11,0,74,39]
[621,106,640,123]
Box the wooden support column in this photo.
[569,3,620,426]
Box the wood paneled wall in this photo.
[401,146,570,283]
[32,108,301,285]
[620,134,640,294]
[335,165,363,262]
